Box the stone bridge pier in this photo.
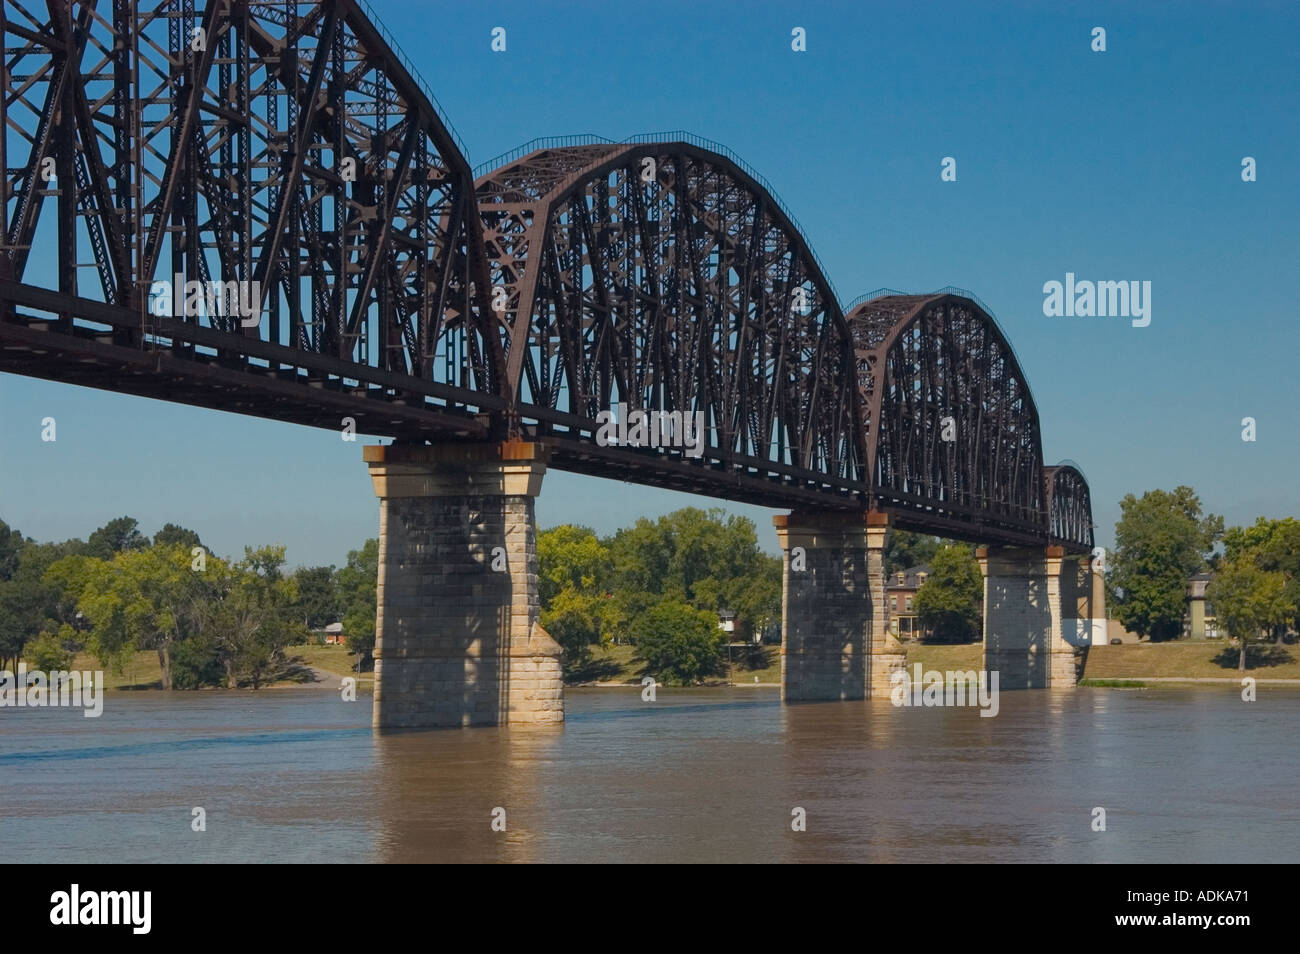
[977,545,1102,689]
[773,511,904,701]
[364,442,563,729]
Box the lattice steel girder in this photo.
[1,0,502,404]
[0,1,1096,550]
[1045,464,1095,550]
[844,293,1089,544]
[474,141,867,494]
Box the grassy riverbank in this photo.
[1081,638,1300,681]
[41,636,1299,692]
[896,639,1299,686]
[574,639,1300,687]
[60,643,374,692]
[570,641,986,686]
[45,641,985,691]
[569,644,782,685]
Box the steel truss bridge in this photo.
[0,0,1093,552]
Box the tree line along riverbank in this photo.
[6,490,1298,691]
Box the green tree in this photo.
[26,630,74,671]
[168,633,225,689]
[0,573,46,669]
[202,545,304,688]
[537,525,612,605]
[884,530,941,577]
[55,550,162,678]
[632,598,724,686]
[1109,487,1223,641]
[608,518,676,603]
[52,545,204,688]
[914,544,984,642]
[0,518,25,582]
[606,507,780,642]
[135,545,211,688]
[153,523,202,550]
[337,539,378,670]
[1207,555,1293,670]
[536,525,616,674]
[540,588,606,674]
[691,552,782,644]
[0,538,82,670]
[86,516,148,561]
[291,565,341,630]
[1224,517,1300,639]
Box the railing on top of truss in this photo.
[1048,458,1091,483]
[352,0,469,160]
[846,285,994,317]
[472,134,619,178]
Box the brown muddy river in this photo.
[1,687,1296,863]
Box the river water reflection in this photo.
[1,687,1296,863]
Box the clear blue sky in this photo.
[2,0,1297,567]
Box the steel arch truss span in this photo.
[847,294,1049,545]
[476,142,865,510]
[0,0,1095,550]
[1045,464,1094,550]
[0,0,500,439]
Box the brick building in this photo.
[886,564,929,639]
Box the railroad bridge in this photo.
[0,0,1100,726]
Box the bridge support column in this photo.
[1067,556,1109,648]
[1055,554,1098,681]
[977,545,1084,689]
[364,442,563,728]
[773,511,903,701]
[1089,560,1109,645]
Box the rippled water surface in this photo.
[2,687,1297,862]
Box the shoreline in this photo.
[79,676,1300,694]
[29,639,1300,693]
